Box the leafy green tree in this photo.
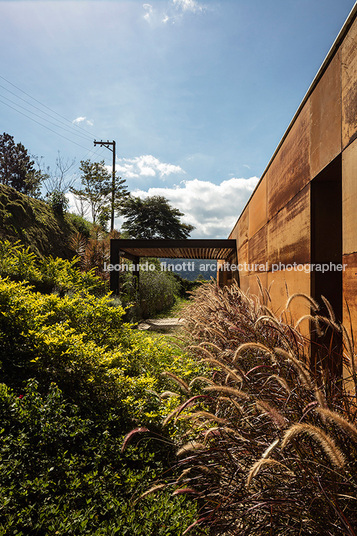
[118,195,194,239]
[0,132,45,197]
[71,159,128,227]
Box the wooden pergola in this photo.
[109,238,237,294]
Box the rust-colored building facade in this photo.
[221,5,357,341]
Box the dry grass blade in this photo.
[199,357,243,384]
[121,427,150,452]
[274,347,313,388]
[161,371,191,394]
[262,438,280,459]
[233,342,277,364]
[189,376,215,388]
[266,374,291,394]
[286,293,320,312]
[281,423,345,468]
[137,483,167,501]
[204,385,250,400]
[246,458,293,488]
[177,441,206,457]
[255,400,286,428]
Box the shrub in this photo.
[137,281,357,536]
[0,250,205,533]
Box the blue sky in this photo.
[0,0,355,237]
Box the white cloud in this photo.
[143,3,153,22]
[143,0,205,25]
[132,176,259,238]
[72,116,93,127]
[116,154,184,180]
[172,0,204,14]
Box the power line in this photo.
[0,74,95,138]
[0,84,93,142]
[0,92,93,143]
[0,97,92,152]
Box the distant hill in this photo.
[0,184,89,258]
[160,258,217,281]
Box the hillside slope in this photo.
[0,184,81,258]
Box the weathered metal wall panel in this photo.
[342,16,357,149]
[237,207,249,248]
[267,186,311,267]
[248,225,268,270]
[343,252,357,343]
[267,270,311,337]
[267,101,311,219]
[248,176,267,238]
[310,52,342,178]
[342,139,357,255]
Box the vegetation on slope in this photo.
[0,183,91,258]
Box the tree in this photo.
[0,132,45,197]
[70,159,128,229]
[70,159,111,225]
[118,195,194,239]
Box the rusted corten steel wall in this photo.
[224,7,357,341]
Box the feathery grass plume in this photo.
[321,295,337,323]
[189,376,215,388]
[246,458,293,488]
[138,483,167,501]
[255,400,286,428]
[233,342,277,364]
[314,385,327,408]
[286,293,320,312]
[199,341,225,352]
[198,357,243,384]
[177,441,206,457]
[274,347,313,388]
[255,315,282,329]
[172,487,199,496]
[281,423,345,468]
[204,385,250,400]
[295,314,322,333]
[262,438,280,459]
[160,391,180,399]
[266,374,291,394]
[161,371,190,395]
[316,408,357,442]
[315,314,342,333]
[121,427,150,452]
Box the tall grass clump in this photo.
[134,281,357,535]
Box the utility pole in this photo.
[94,139,116,231]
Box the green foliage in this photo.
[67,212,93,238]
[118,195,194,239]
[0,245,205,533]
[0,380,199,535]
[0,240,105,295]
[0,183,81,258]
[120,260,181,320]
[0,132,46,197]
[49,188,69,216]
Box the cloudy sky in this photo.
[1,0,355,238]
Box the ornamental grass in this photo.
[126,281,357,536]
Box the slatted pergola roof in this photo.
[109,239,237,294]
[112,239,236,261]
